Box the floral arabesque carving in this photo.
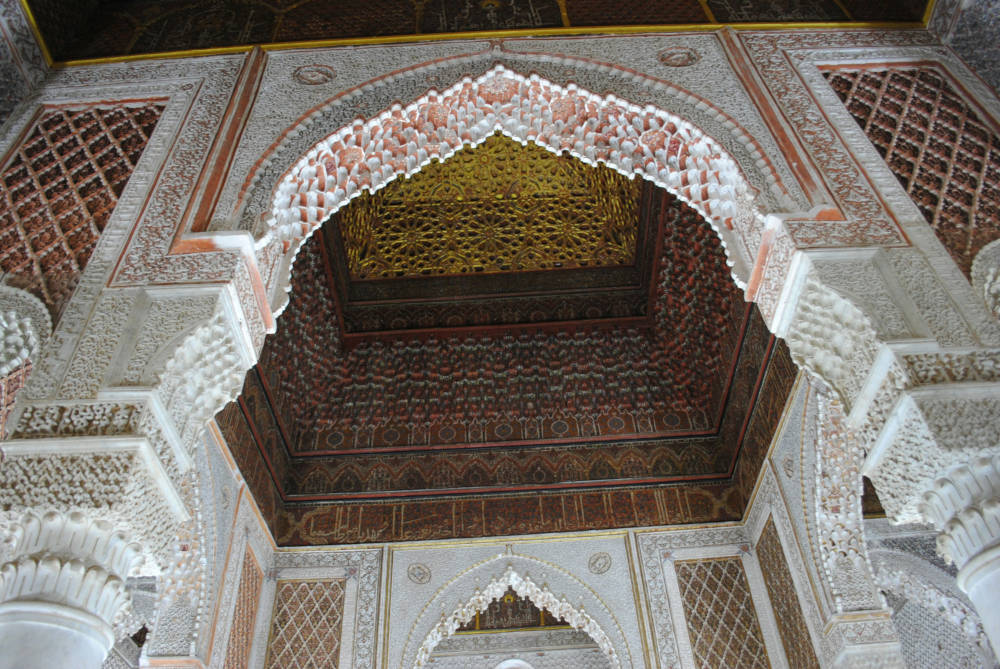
[413,564,619,669]
[261,65,768,310]
[868,394,1000,528]
[0,443,186,572]
[0,285,50,376]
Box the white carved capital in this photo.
[0,510,142,630]
[0,436,189,569]
[0,509,148,668]
[920,455,1000,570]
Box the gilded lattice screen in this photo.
[335,133,641,279]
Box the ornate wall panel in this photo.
[0,103,164,317]
[222,548,263,669]
[756,517,821,669]
[264,579,348,668]
[738,30,938,247]
[824,66,1000,277]
[674,556,771,669]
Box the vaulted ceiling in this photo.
[26,0,930,62]
[217,136,798,545]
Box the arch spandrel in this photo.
[226,47,807,236]
[257,65,783,318]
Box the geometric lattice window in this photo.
[0,103,163,316]
[675,557,771,669]
[825,67,1000,278]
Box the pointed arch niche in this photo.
[402,556,627,669]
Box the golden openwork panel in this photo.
[336,133,641,279]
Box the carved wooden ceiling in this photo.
[217,137,800,545]
[26,0,930,62]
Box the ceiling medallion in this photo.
[293,64,336,85]
[657,47,701,67]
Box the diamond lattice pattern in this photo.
[0,103,164,315]
[265,579,347,669]
[756,518,819,669]
[675,557,771,669]
[825,67,1000,278]
[222,548,263,669]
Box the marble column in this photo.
[920,456,1000,657]
[0,510,142,669]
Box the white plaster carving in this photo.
[813,387,883,613]
[0,510,141,628]
[0,285,50,376]
[398,551,631,669]
[780,266,881,409]
[0,509,147,668]
[972,239,1000,322]
[413,564,619,669]
[154,304,253,454]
